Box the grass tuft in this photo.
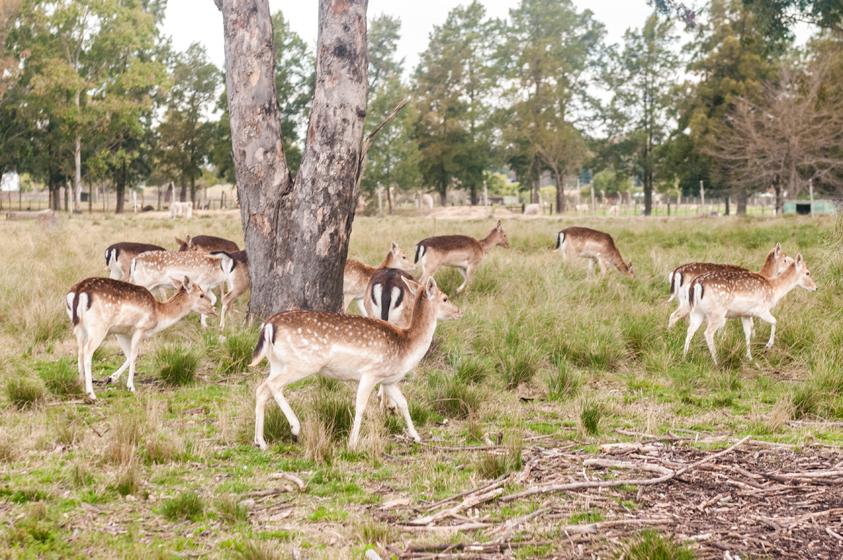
[5,377,46,409]
[160,491,204,522]
[216,495,249,524]
[426,372,481,419]
[232,541,284,560]
[622,529,696,560]
[36,358,82,396]
[546,359,581,401]
[155,345,199,386]
[579,399,604,436]
[218,329,256,374]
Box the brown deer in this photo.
[130,251,227,327]
[211,250,249,330]
[65,277,215,400]
[250,277,462,450]
[176,234,239,253]
[415,220,509,293]
[105,242,165,281]
[684,254,816,364]
[667,243,792,328]
[343,242,414,314]
[556,226,633,277]
[364,268,419,328]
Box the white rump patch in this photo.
[65,292,75,321]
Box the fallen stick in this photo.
[765,469,843,480]
[421,474,510,513]
[583,458,673,477]
[403,540,555,555]
[408,487,504,525]
[486,506,551,542]
[501,436,751,502]
[557,516,673,535]
[397,521,491,532]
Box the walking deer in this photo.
[364,268,419,328]
[667,243,792,328]
[105,242,165,281]
[556,226,633,278]
[343,242,414,314]
[130,251,227,327]
[684,254,816,364]
[250,277,461,450]
[176,234,239,254]
[415,220,509,293]
[66,277,215,400]
[211,250,249,330]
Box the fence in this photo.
[0,188,238,213]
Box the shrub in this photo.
[155,345,198,386]
[161,491,204,522]
[6,377,45,409]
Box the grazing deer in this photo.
[250,277,461,450]
[415,220,509,293]
[667,243,792,328]
[343,242,414,314]
[130,251,227,327]
[105,242,165,281]
[176,234,239,254]
[211,250,249,330]
[65,277,215,400]
[556,226,634,278]
[684,254,816,364]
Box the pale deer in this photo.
[667,243,792,328]
[415,220,509,293]
[105,242,165,281]
[684,254,817,364]
[343,242,414,314]
[556,226,634,278]
[211,250,249,330]
[169,201,193,219]
[250,277,462,450]
[65,277,215,400]
[176,234,239,253]
[130,251,227,327]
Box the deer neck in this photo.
[758,250,776,277]
[767,264,799,306]
[399,294,438,365]
[379,251,399,269]
[478,231,498,252]
[151,291,193,334]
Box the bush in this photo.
[6,377,45,409]
[36,359,82,396]
[155,345,199,386]
[161,491,204,521]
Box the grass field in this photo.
[0,212,841,559]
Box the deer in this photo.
[343,242,415,314]
[176,234,240,254]
[210,250,249,330]
[250,277,462,450]
[667,243,793,328]
[556,226,634,278]
[683,253,816,365]
[364,268,419,328]
[415,220,509,293]
[65,276,215,400]
[105,242,165,281]
[130,251,227,328]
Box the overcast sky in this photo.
[163,1,660,75]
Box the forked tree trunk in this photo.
[217,0,368,317]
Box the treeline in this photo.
[0,0,841,214]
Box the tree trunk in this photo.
[179,182,187,202]
[386,184,392,214]
[724,195,730,216]
[49,183,60,211]
[469,184,477,205]
[218,0,368,317]
[63,183,69,211]
[735,189,747,216]
[553,166,565,214]
[439,184,447,206]
[643,171,653,216]
[190,176,197,204]
[73,88,82,213]
[116,162,126,214]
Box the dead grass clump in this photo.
[301,416,336,464]
[102,411,145,465]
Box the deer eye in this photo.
[443,297,448,302]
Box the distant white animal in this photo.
[170,201,193,219]
[523,203,541,216]
[421,194,434,210]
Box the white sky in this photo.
[163,1,658,74]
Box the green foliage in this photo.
[621,530,696,560]
[155,345,199,386]
[36,359,81,396]
[160,491,204,522]
[425,371,481,419]
[5,377,45,409]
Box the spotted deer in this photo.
[65,277,215,400]
[415,220,509,293]
[250,277,462,450]
[556,226,633,278]
[364,268,419,328]
[667,243,792,328]
[684,254,817,364]
[211,250,249,330]
[176,234,239,253]
[105,242,165,281]
[130,251,227,327]
[343,242,414,314]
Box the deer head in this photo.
[171,276,217,316]
[386,241,416,273]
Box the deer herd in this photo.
[64,221,816,449]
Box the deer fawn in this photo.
[211,250,249,330]
[667,243,792,328]
[556,226,633,278]
[130,251,227,328]
[684,253,816,364]
[250,277,462,450]
[344,242,414,314]
[66,277,215,400]
[415,220,509,293]
[105,242,165,281]
[176,234,239,253]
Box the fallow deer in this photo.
[667,243,792,328]
[176,234,239,254]
[556,226,633,278]
[250,277,462,450]
[211,250,249,330]
[684,254,817,364]
[364,268,419,328]
[65,277,215,400]
[343,242,414,314]
[105,242,165,281]
[130,251,227,327]
[415,220,509,293]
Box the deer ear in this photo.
[182,276,193,290]
[425,276,437,300]
[796,253,804,265]
[175,237,185,246]
[401,275,419,296]
[774,242,782,257]
[391,241,399,252]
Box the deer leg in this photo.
[703,315,726,365]
[219,293,231,330]
[74,328,87,386]
[668,301,689,329]
[741,317,754,360]
[382,383,420,442]
[586,258,595,277]
[683,310,704,358]
[597,258,608,275]
[348,375,378,449]
[377,385,398,412]
[254,380,273,450]
[108,334,132,384]
[125,330,144,393]
[265,364,310,442]
[759,310,777,349]
[82,328,108,401]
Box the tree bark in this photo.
[218,0,368,317]
[190,176,196,205]
[73,88,82,213]
[552,166,565,214]
[736,189,747,216]
[179,182,187,202]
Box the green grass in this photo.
[621,530,696,560]
[35,358,82,396]
[160,491,204,521]
[5,377,46,409]
[155,345,199,386]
